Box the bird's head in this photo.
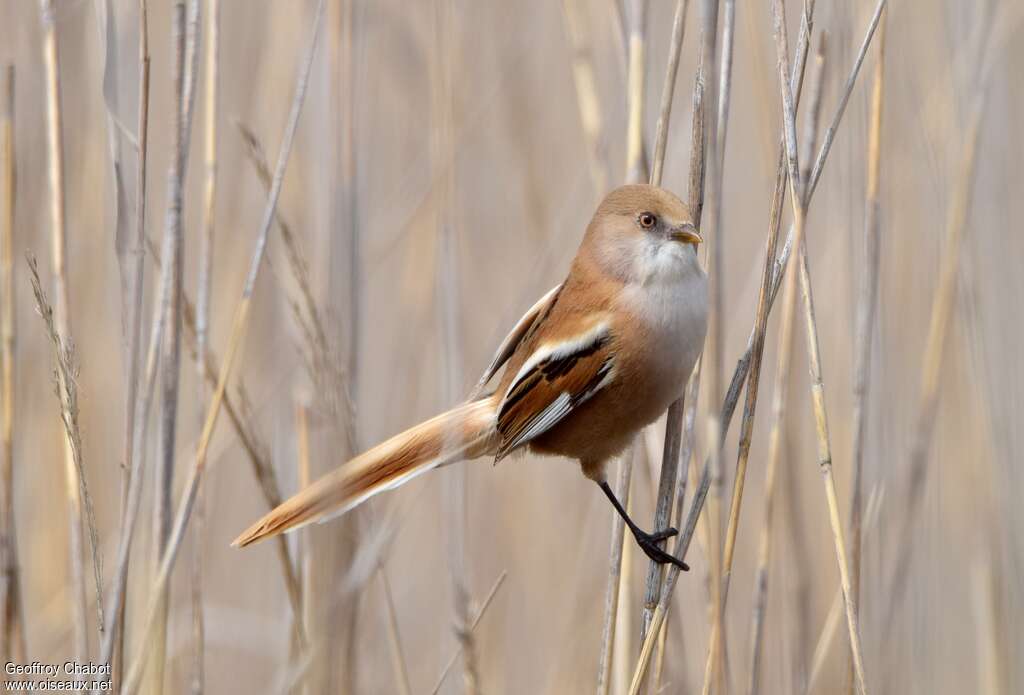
[585,184,703,284]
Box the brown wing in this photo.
[494,315,615,459]
[471,283,563,397]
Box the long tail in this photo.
[233,398,497,547]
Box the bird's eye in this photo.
[638,212,656,229]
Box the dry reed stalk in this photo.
[39,0,90,657]
[612,484,638,692]
[624,0,649,185]
[692,4,742,694]
[745,35,825,695]
[970,561,1003,695]
[883,8,1004,627]
[427,3,477,689]
[234,123,355,451]
[104,220,306,672]
[295,401,313,695]
[646,36,710,695]
[0,65,25,666]
[846,13,885,695]
[801,487,881,693]
[143,230,306,639]
[561,0,610,198]
[94,5,133,612]
[191,1,219,692]
[628,24,708,695]
[692,1,724,691]
[27,255,105,639]
[639,0,691,651]
[630,2,887,688]
[704,0,881,473]
[122,4,325,691]
[770,0,869,691]
[597,1,648,689]
[649,0,690,189]
[636,0,694,660]
[378,567,412,695]
[107,0,150,680]
[148,3,191,690]
[337,0,361,422]
[429,570,507,695]
[693,1,724,692]
[716,0,817,615]
[597,455,633,695]
[234,126,325,346]
[104,257,166,677]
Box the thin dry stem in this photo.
[640,0,692,647]
[804,489,883,694]
[847,14,885,695]
[599,1,648,690]
[107,0,150,679]
[148,3,190,690]
[695,2,725,693]
[624,0,649,184]
[28,254,105,641]
[649,0,690,187]
[430,571,507,695]
[39,0,90,656]
[746,35,826,695]
[630,0,887,687]
[597,455,632,695]
[378,567,412,695]
[190,1,218,691]
[430,3,477,689]
[771,0,868,691]
[122,5,324,690]
[295,401,313,695]
[0,65,25,665]
[884,11,998,625]
[561,0,610,197]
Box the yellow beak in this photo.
[669,224,702,245]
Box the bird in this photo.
[233,184,708,570]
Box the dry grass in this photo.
[0,1,1021,693]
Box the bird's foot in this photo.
[632,526,689,571]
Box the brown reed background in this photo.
[0,0,1021,693]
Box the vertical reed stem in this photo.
[0,64,25,668]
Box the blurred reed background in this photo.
[0,0,1020,693]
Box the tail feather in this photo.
[233,398,497,547]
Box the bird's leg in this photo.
[599,481,689,571]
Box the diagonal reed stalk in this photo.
[121,3,325,692]
[705,1,821,690]
[805,488,883,694]
[770,0,869,691]
[39,0,94,656]
[430,570,507,695]
[0,65,25,667]
[628,1,887,689]
[746,34,825,695]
